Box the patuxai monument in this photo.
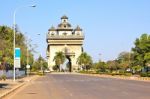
[46,15,84,72]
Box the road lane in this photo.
[4,74,150,99]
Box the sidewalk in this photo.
[0,75,38,98]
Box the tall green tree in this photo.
[118,52,131,62]
[106,60,119,72]
[92,61,107,72]
[53,51,65,71]
[132,33,150,71]
[77,52,93,70]
[117,52,132,71]
[0,26,13,69]
[0,25,34,69]
[32,56,48,72]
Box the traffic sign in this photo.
[26,65,30,69]
[15,58,21,68]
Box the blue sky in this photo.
[0,0,150,62]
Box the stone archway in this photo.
[66,55,72,72]
[61,55,72,72]
[62,46,72,72]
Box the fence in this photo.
[0,70,25,78]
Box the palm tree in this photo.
[53,51,65,71]
[77,52,92,71]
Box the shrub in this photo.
[78,70,94,74]
[37,72,45,76]
[140,72,148,77]
[0,75,6,81]
[124,73,132,76]
[147,72,150,77]
[52,65,59,71]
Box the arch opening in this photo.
[61,55,72,72]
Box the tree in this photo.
[52,65,59,71]
[0,26,13,68]
[77,52,93,71]
[131,65,142,74]
[32,61,40,71]
[0,25,34,70]
[118,61,129,72]
[92,61,107,72]
[32,56,48,73]
[53,51,65,71]
[117,52,132,71]
[106,60,119,73]
[132,33,150,72]
[118,52,131,62]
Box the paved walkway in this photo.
[0,75,38,98]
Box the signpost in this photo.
[26,65,30,69]
[15,48,21,68]
[14,48,21,81]
[26,64,30,77]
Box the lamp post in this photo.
[36,34,43,73]
[25,35,32,77]
[13,5,36,81]
[99,53,101,62]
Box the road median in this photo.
[77,73,150,82]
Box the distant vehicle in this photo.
[44,70,51,73]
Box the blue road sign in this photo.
[15,48,21,59]
[15,48,21,68]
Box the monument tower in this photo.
[46,15,84,72]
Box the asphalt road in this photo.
[4,73,150,99]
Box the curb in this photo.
[0,75,38,99]
[77,73,150,82]
[0,82,25,99]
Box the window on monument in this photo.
[64,25,66,28]
[77,32,80,35]
[63,32,67,36]
[64,20,66,22]
[51,33,54,36]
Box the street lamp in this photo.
[99,53,101,62]
[36,34,43,73]
[25,35,32,77]
[13,4,36,81]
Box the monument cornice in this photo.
[46,35,84,41]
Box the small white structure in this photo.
[46,15,84,72]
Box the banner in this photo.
[15,48,21,68]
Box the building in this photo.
[46,15,84,72]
